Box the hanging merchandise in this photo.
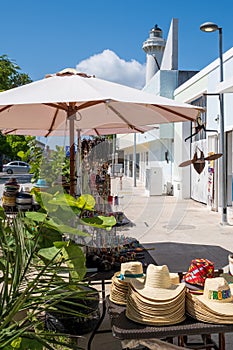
[179,147,222,174]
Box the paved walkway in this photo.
[112,176,233,253]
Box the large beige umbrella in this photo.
[0,68,201,195]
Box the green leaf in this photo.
[0,207,6,220]
[17,151,25,160]
[48,193,77,207]
[19,337,43,350]
[81,215,116,229]
[61,243,86,281]
[37,246,61,262]
[11,337,22,349]
[76,194,96,210]
[54,224,90,236]
[25,211,47,222]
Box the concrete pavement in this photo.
[112,176,233,253]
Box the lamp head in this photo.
[200,22,219,32]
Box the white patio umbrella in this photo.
[0,68,201,195]
[80,124,154,136]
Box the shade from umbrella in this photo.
[0,68,202,195]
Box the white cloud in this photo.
[76,49,146,90]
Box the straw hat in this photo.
[126,264,186,325]
[131,264,185,301]
[4,177,20,192]
[109,261,145,305]
[186,277,233,323]
[116,261,145,282]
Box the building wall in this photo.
[174,47,233,206]
[117,69,179,195]
[120,138,173,195]
[173,121,191,199]
[117,68,198,197]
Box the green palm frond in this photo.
[0,213,87,349]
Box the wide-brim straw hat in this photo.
[115,261,145,282]
[109,261,145,305]
[126,264,186,325]
[130,264,185,301]
[126,285,186,325]
[186,277,233,323]
[109,282,128,305]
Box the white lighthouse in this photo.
[142,24,166,84]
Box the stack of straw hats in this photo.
[186,276,233,324]
[2,177,20,208]
[110,261,145,305]
[126,264,186,325]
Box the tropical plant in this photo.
[0,209,85,349]
[0,191,116,349]
[26,190,116,263]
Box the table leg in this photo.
[87,279,106,350]
[178,336,185,347]
[219,333,225,350]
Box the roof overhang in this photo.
[218,77,233,93]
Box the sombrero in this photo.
[186,277,233,323]
[130,264,185,301]
[126,264,186,325]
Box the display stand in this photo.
[106,296,230,350]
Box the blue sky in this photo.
[1,0,233,89]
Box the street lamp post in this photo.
[200,22,228,225]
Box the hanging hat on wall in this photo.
[109,261,145,305]
[186,277,233,323]
[126,264,186,325]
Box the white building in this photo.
[174,47,233,210]
[117,18,233,214]
[117,18,197,196]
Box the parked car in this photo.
[3,161,30,174]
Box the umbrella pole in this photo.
[68,110,76,197]
[76,129,82,196]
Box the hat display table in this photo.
[85,248,157,350]
[106,295,233,349]
[84,242,233,350]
